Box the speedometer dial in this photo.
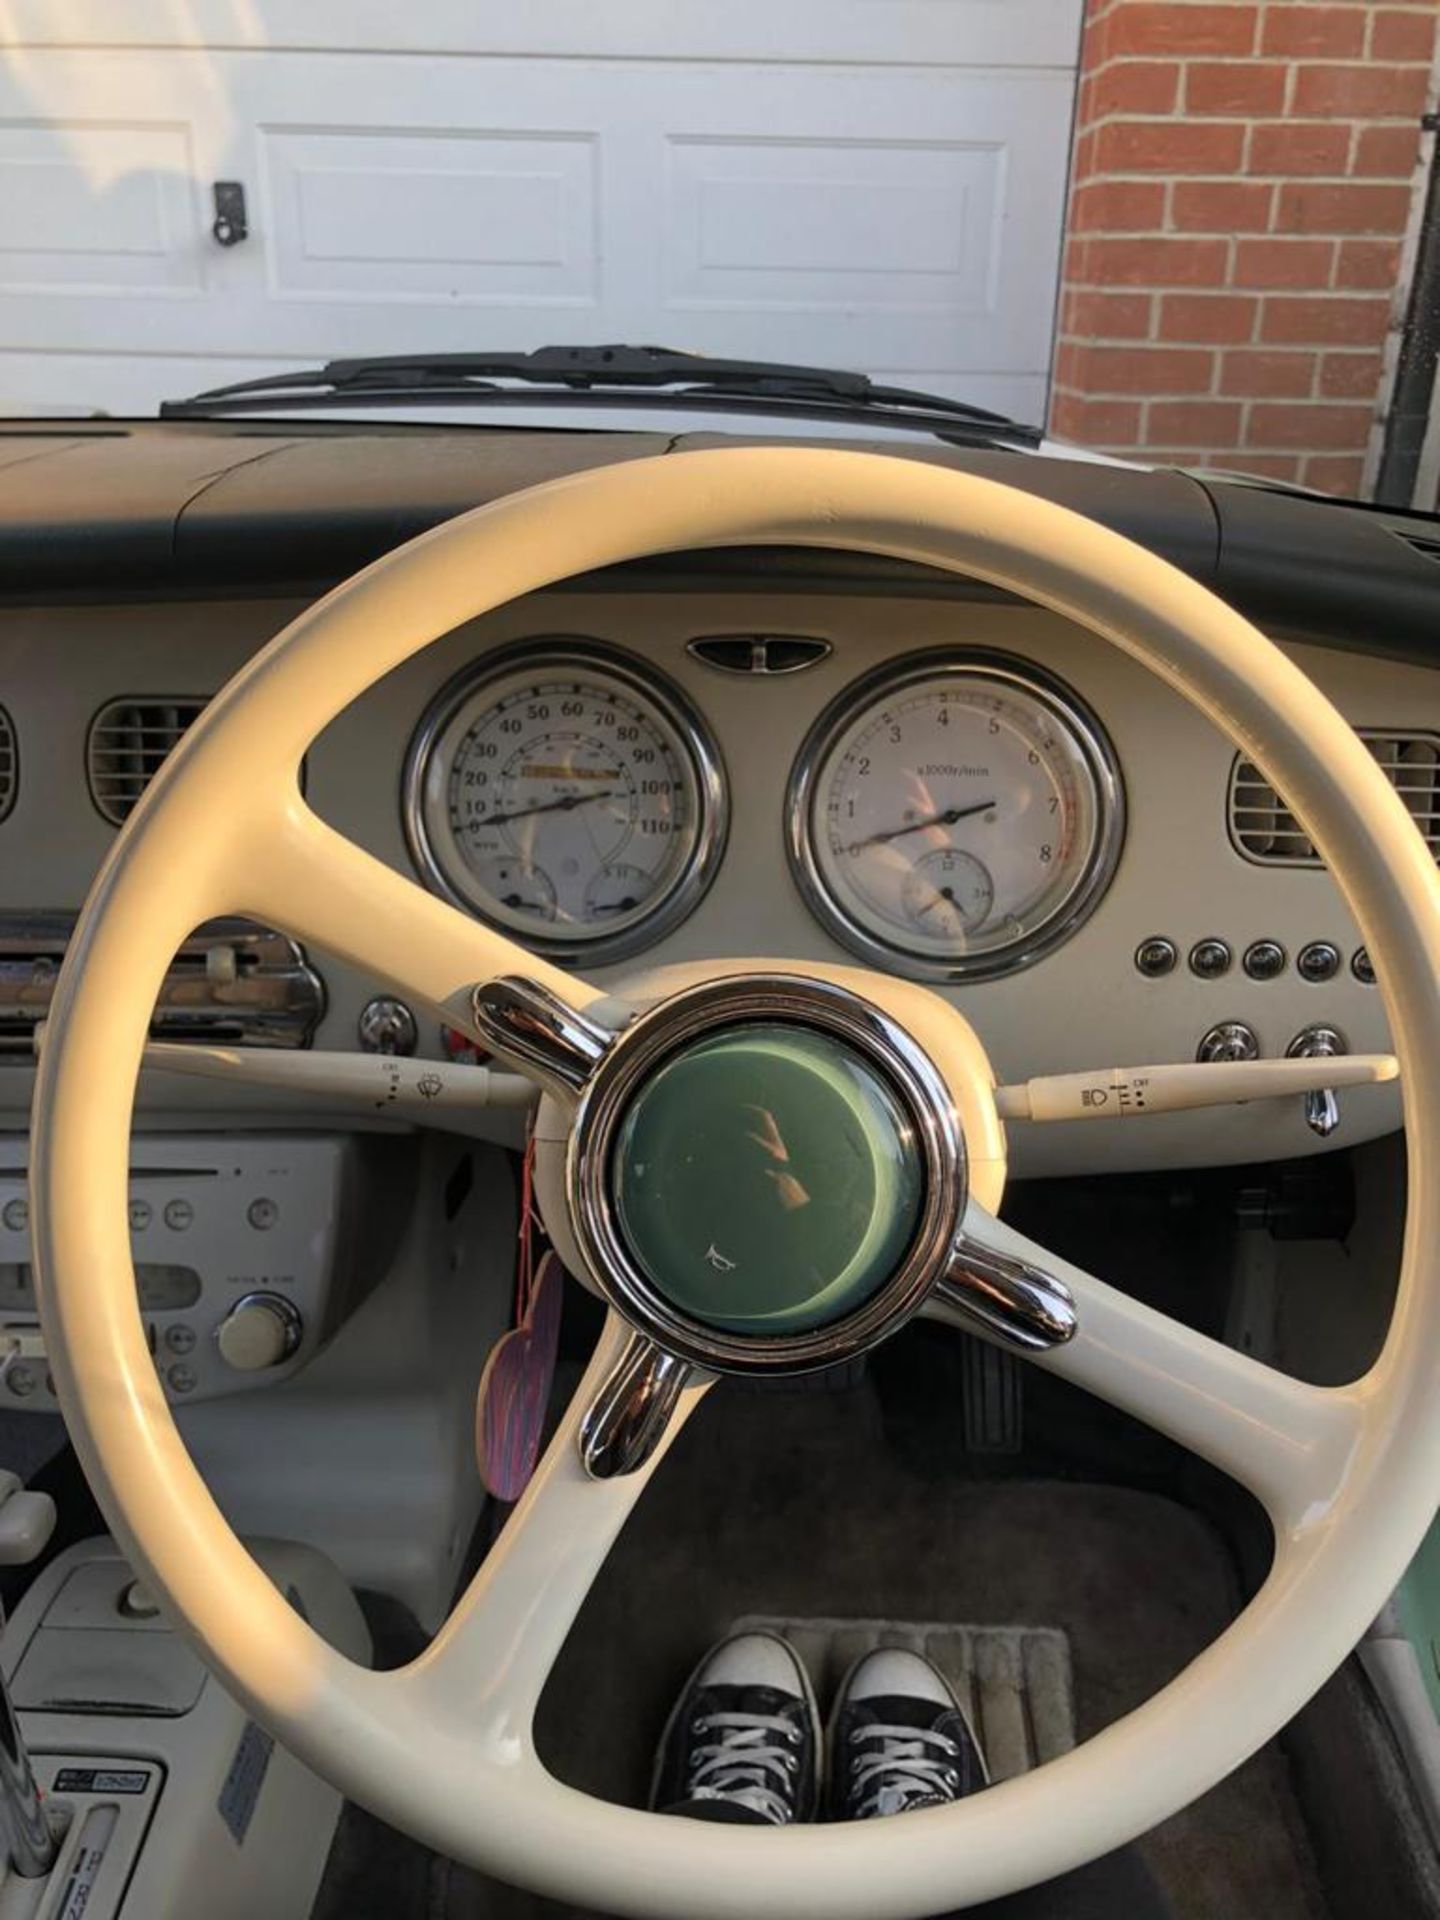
[788,655,1123,980]
[404,642,726,962]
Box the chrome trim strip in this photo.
[401,637,729,967]
[783,649,1126,984]
[565,972,967,1377]
[0,914,324,1057]
[472,976,617,1105]
[578,1331,699,1479]
[936,1234,1077,1352]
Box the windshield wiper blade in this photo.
[159,344,1041,444]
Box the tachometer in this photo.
[404,642,726,962]
[787,655,1123,980]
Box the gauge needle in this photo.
[470,789,617,830]
[859,799,995,848]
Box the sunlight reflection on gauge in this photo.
[900,848,995,937]
[584,862,659,920]
[474,855,558,922]
[788,655,1124,982]
[404,643,727,962]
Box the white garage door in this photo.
[0,3,1082,422]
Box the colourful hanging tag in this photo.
[475,1139,564,1502]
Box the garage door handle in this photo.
[212,181,249,247]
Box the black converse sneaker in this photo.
[827,1647,988,1821]
[651,1632,821,1825]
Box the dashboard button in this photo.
[1296,941,1341,983]
[1134,937,1177,979]
[163,1198,193,1232]
[127,1198,152,1232]
[166,1363,197,1395]
[1,1198,26,1233]
[1243,940,1286,981]
[164,1323,196,1356]
[1189,939,1232,980]
[246,1197,279,1231]
[1352,947,1376,985]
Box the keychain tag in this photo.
[475,1138,564,1502]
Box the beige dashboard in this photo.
[0,584,1420,1176]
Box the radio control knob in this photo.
[216,1293,302,1373]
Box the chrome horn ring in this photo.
[561,972,967,1377]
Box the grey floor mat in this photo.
[316,1374,1330,1920]
[732,1614,1074,1781]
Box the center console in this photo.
[0,1537,368,1919]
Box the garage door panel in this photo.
[0,121,201,294]
[262,128,600,305]
[665,136,1000,295]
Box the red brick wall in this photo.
[1050,1,1440,494]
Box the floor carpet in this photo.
[315,1366,1330,1920]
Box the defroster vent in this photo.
[87,697,207,825]
[1230,730,1440,866]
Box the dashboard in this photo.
[0,578,1422,1180]
[2,420,1438,1195]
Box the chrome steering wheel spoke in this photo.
[578,1330,709,1479]
[472,976,621,1106]
[936,1230,1078,1352]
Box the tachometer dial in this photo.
[405,643,726,961]
[788,656,1123,980]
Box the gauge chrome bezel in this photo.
[785,650,1126,984]
[403,638,728,966]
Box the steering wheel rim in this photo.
[30,446,1440,1917]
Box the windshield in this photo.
[2,7,1436,512]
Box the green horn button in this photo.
[612,1023,924,1336]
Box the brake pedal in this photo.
[960,1339,1022,1453]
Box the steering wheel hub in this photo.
[566,973,968,1375]
[612,1022,925,1336]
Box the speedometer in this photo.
[787,654,1123,980]
[404,642,726,962]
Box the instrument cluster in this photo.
[404,638,1125,980]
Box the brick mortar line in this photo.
[1071,240,1405,249]
[1080,115,1428,128]
[1076,166,1417,180]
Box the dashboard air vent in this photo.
[0,707,14,823]
[1394,529,1440,566]
[1230,730,1440,866]
[87,697,207,825]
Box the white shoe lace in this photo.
[686,1709,801,1825]
[848,1722,961,1818]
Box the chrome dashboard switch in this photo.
[1287,1026,1346,1138]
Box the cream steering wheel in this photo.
[30,448,1440,1917]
